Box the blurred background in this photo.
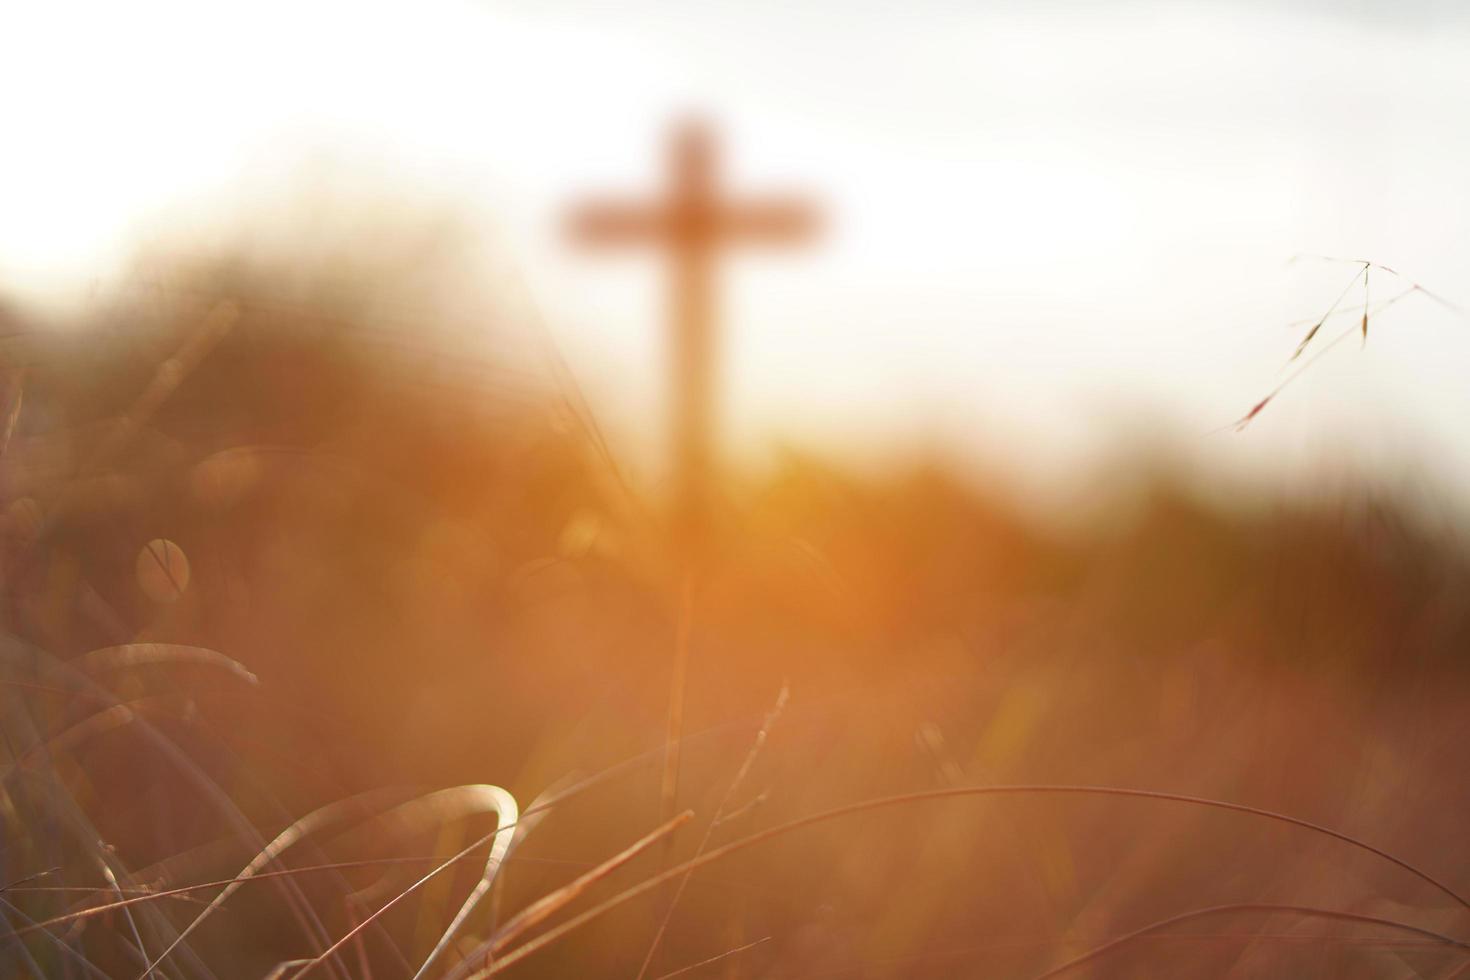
[5,0,1470,506]
[1,1,1469,977]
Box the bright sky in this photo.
[3,0,1469,509]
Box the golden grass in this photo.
[2,258,1469,977]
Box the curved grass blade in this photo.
[406,785,518,979]
[76,644,259,687]
[1031,903,1470,978]
[464,783,1470,977]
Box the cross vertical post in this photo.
[668,123,717,558]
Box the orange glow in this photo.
[1,2,1469,977]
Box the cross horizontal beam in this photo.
[569,199,817,247]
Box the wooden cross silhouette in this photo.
[569,118,818,556]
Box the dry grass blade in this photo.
[1237,285,1420,430]
[1236,257,1470,428]
[1291,321,1324,361]
[409,784,518,980]
[651,935,773,979]
[442,810,693,980]
[1292,264,1367,361]
[0,868,58,893]
[4,886,206,900]
[662,577,696,826]
[6,856,510,943]
[76,644,259,686]
[1412,283,1469,318]
[1030,903,1470,978]
[1233,394,1275,432]
[343,785,553,911]
[1292,253,1399,276]
[636,684,788,980]
[462,784,1469,978]
[1245,259,1469,427]
[1281,288,1413,330]
[1362,266,1370,344]
[482,777,578,933]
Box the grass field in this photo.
[2,257,1468,978]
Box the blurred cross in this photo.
[569,118,818,557]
